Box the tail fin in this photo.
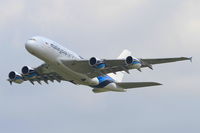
[108,49,131,82]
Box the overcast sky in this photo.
[0,0,200,133]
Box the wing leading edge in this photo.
[140,57,192,67]
[61,56,191,78]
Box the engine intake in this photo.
[125,56,133,64]
[89,57,106,69]
[125,56,142,69]
[22,66,34,74]
[8,71,23,84]
[9,71,16,79]
[89,57,97,66]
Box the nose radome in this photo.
[25,39,37,53]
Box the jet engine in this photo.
[21,66,38,78]
[8,71,24,84]
[89,57,106,69]
[21,66,35,74]
[125,56,142,69]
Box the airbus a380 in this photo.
[8,36,192,93]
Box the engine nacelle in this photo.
[125,56,141,69]
[21,66,38,78]
[21,66,34,74]
[89,57,106,69]
[8,71,24,84]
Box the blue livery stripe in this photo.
[97,75,114,83]
[91,80,113,88]
[96,63,106,69]
[15,76,23,80]
[132,60,141,64]
[91,75,115,88]
[25,73,38,78]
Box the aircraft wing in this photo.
[61,59,127,78]
[8,63,65,85]
[61,57,191,78]
[140,57,192,69]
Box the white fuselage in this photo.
[25,36,124,92]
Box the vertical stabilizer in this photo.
[108,49,131,82]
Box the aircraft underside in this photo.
[7,36,191,93]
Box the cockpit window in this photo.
[29,38,36,41]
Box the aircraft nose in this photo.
[25,39,37,53]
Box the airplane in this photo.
[7,36,192,93]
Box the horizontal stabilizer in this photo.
[116,82,162,89]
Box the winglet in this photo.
[189,57,193,63]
